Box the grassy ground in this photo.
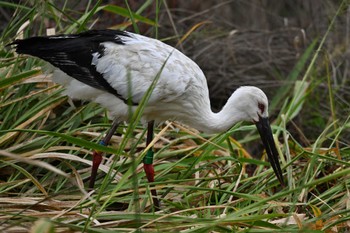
[1,1,350,232]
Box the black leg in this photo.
[89,119,120,189]
[143,121,160,210]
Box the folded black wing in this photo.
[11,30,130,99]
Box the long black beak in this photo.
[255,116,285,186]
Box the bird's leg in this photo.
[143,120,160,210]
[89,119,120,189]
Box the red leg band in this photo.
[89,150,103,189]
[143,163,155,182]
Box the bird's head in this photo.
[230,86,269,123]
[228,86,285,186]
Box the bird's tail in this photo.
[8,36,72,58]
[8,30,127,59]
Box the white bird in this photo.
[10,29,285,209]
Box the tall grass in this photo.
[0,0,350,232]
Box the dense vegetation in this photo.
[0,0,349,232]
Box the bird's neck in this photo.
[188,95,246,134]
[199,110,243,134]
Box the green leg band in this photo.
[143,150,154,165]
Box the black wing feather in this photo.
[10,30,130,100]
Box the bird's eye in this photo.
[258,102,265,114]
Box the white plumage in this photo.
[54,32,206,127]
[10,30,285,208]
[52,32,268,134]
